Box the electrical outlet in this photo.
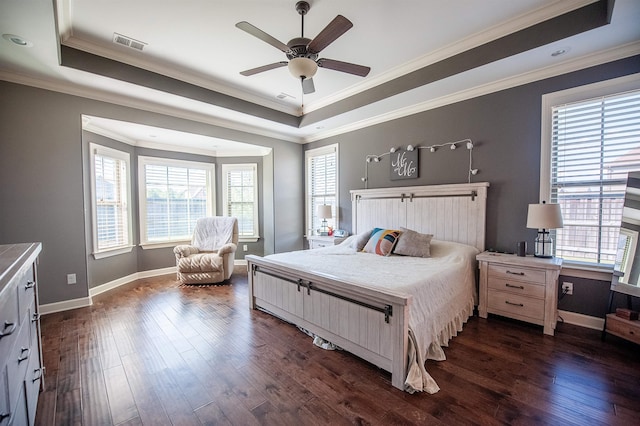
[562,282,573,295]
[243,244,248,252]
[67,273,77,285]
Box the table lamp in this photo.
[526,201,563,258]
[317,205,332,236]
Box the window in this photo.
[541,75,640,267]
[221,164,259,241]
[306,144,338,235]
[139,156,215,247]
[89,144,132,258]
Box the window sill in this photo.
[93,246,134,260]
[141,241,190,250]
[238,237,260,243]
[560,261,613,282]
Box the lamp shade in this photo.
[288,57,318,80]
[526,203,563,230]
[317,205,332,219]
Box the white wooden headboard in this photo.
[350,182,490,252]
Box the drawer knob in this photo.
[506,270,525,276]
[505,283,525,290]
[0,321,16,338]
[505,300,524,307]
[18,347,30,362]
[25,280,36,289]
[32,312,41,322]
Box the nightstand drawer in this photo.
[488,277,545,298]
[605,314,640,345]
[488,263,546,284]
[312,241,332,248]
[487,291,545,321]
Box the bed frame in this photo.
[246,182,489,391]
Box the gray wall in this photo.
[0,81,303,305]
[306,55,640,318]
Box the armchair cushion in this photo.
[173,244,203,258]
[177,253,224,273]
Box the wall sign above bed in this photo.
[362,139,478,188]
[390,148,418,180]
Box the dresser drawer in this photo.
[0,288,19,368]
[0,366,9,425]
[605,314,640,345]
[488,276,545,299]
[6,319,31,414]
[25,340,42,425]
[487,291,545,321]
[7,383,27,426]
[488,263,546,284]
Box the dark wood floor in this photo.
[35,266,640,425]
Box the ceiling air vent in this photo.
[276,92,295,100]
[112,32,146,51]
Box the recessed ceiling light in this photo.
[551,47,570,57]
[2,34,33,47]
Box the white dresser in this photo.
[0,243,43,426]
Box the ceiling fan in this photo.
[236,1,370,95]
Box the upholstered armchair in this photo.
[173,217,239,284]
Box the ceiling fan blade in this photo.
[307,15,353,54]
[240,62,288,76]
[302,78,315,94]
[317,58,370,77]
[236,21,291,53]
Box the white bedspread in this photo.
[262,237,478,393]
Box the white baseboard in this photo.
[89,266,176,297]
[39,296,93,315]
[558,310,605,331]
[39,266,176,315]
[235,259,247,266]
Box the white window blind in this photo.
[222,164,259,239]
[90,144,132,257]
[139,157,214,245]
[306,145,338,235]
[551,89,640,266]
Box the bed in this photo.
[246,182,489,393]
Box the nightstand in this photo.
[306,235,346,249]
[476,252,562,335]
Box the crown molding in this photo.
[56,0,594,117]
[304,42,640,142]
[62,36,300,117]
[0,70,303,143]
[303,0,597,113]
[2,40,637,146]
[83,122,138,145]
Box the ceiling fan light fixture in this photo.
[288,57,318,80]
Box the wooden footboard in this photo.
[246,255,410,391]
